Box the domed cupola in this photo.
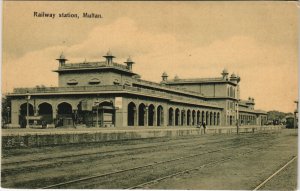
[221,68,229,79]
[56,52,68,67]
[161,72,168,82]
[124,56,135,71]
[103,50,115,65]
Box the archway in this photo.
[181,110,185,126]
[197,110,200,125]
[168,108,174,126]
[230,116,233,125]
[210,112,213,125]
[97,101,115,127]
[206,111,209,125]
[138,103,146,126]
[57,102,73,127]
[202,111,205,124]
[187,110,191,126]
[175,108,180,126]
[38,102,53,124]
[148,104,155,126]
[192,110,196,125]
[19,103,34,128]
[128,102,137,126]
[213,112,216,125]
[157,105,163,126]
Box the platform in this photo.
[2,125,283,148]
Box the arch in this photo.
[181,110,185,126]
[157,105,164,126]
[67,79,78,85]
[168,108,174,126]
[138,103,146,126]
[213,112,216,125]
[96,101,115,127]
[209,112,213,125]
[148,104,155,126]
[57,102,73,127]
[38,102,53,124]
[230,116,233,126]
[175,108,180,126]
[57,102,72,115]
[202,111,205,124]
[19,103,34,128]
[89,78,101,85]
[217,112,220,125]
[187,109,191,126]
[206,111,209,126]
[197,110,201,125]
[192,110,196,126]
[128,102,137,126]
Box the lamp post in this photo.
[94,100,99,128]
[26,92,31,128]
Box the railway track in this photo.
[252,156,297,191]
[40,135,278,189]
[2,134,240,166]
[2,133,264,175]
[127,148,264,189]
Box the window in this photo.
[67,79,78,85]
[113,79,120,85]
[89,78,101,85]
[124,81,131,86]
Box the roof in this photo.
[53,61,137,76]
[166,77,237,85]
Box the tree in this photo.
[2,95,11,124]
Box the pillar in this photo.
[144,107,148,126]
[11,100,20,127]
[134,108,138,126]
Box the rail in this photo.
[38,134,277,189]
[58,61,129,70]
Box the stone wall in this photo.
[2,126,282,148]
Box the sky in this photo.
[2,1,298,113]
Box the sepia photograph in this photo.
[1,1,298,190]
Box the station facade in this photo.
[7,51,267,128]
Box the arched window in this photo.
[67,79,78,85]
[128,102,136,126]
[89,78,101,85]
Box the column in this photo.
[134,108,138,126]
[144,107,148,127]
[11,101,20,127]
[116,107,124,128]
[172,110,175,126]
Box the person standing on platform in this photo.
[203,121,206,134]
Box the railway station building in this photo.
[6,51,268,128]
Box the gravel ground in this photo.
[1,129,297,189]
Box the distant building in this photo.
[6,51,267,128]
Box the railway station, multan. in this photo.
[7,51,267,128]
